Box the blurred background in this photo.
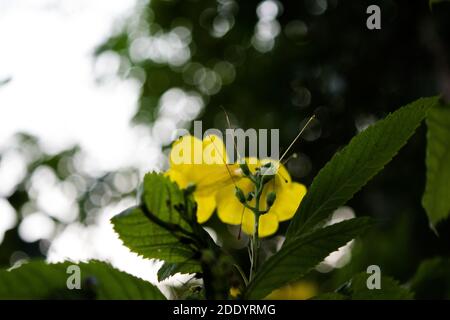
[1,0,450,298]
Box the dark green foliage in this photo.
[245,217,372,299]
[0,260,165,300]
[286,97,437,239]
[423,102,450,228]
[410,257,450,299]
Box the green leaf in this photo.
[0,260,165,300]
[316,273,413,300]
[142,171,192,231]
[286,96,437,240]
[349,273,413,300]
[244,217,372,300]
[112,172,200,263]
[112,206,196,263]
[112,172,224,298]
[410,257,450,299]
[422,103,450,228]
[158,261,201,282]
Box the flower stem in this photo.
[249,183,262,282]
[233,263,248,286]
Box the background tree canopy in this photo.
[96,0,450,284]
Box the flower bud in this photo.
[261,162,276,175]
[263,162,273,168]
[239,161,251,176]
[266,191,277,208]
[235,187,246,204]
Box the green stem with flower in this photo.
[235,161,277,281]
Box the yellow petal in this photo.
[241,209,255,235]
[202,134,229,164]
[168,135,239,196]
[276,162,292,184]
[169,135,203,166]
[240,212,279,238]
[195,194,216,224]
[216,180,253,225]
[230,287,241,298]
[166,169,216,223]
[258,213,279,237]
[269,182,307,222]
[165,169,189,189]
[265,281,317,300]
[170,134,230,166]
[191,163,240,196]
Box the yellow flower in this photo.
[216,158,307,237]
[165,135,307,236]
[166,134,239,223]
[229,287,241,298]
[265,280,318,300]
